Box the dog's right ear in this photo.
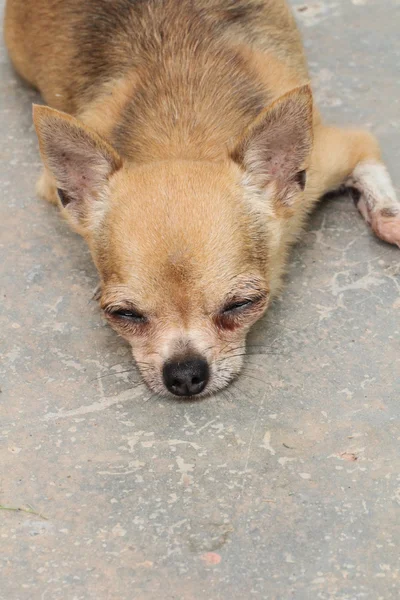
[33,105,122,228]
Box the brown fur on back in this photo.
[5,0,308,161]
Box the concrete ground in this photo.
[1,1,399,598]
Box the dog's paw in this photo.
[347,161,400,248]
[370,209,400,248]
[36,169,59,205]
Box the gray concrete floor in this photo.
[1,1,399,598]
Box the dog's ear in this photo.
[33,105,122,227]
[231,85,313,204]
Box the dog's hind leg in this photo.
[310,124,400,248]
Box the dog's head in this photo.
[33,85,313,397]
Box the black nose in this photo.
[162,358,210,397]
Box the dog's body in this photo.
[4,0,400,397]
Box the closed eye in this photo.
[106,308,148,323]
[215,293,268,331]
[222,299,254,314]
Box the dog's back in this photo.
[5,0,308,159]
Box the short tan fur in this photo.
[5,0,400,396]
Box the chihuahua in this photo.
[4,0,400,397]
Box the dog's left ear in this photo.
[33,105,122,228]
[231,85,313,203]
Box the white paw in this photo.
[347,161,400,248]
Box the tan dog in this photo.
[4,0,400,397]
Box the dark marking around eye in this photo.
[214,313,241,332]
[215,294,268,331]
